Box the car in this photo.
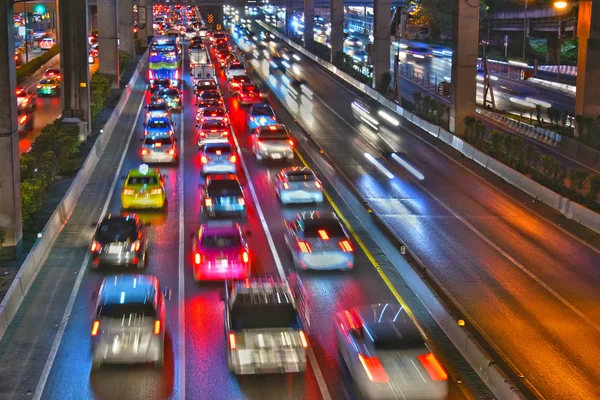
[91,274,167,369]
[42,68,61,80]
[36,78,60,96]
[347,49,369,64]
[198,27,209,38]
[39,37,56,50]
[185,27,196,39]
[198,106,229,124]
[211,31,227,43]
[274,167,324,204]
[251,43,270,59]
[89,213,148,268]
[197,120,230,147]
[145,102,172,124]
[216,49,233,68]
[191,221,250,281]
[228,75,253,93]
[197,89,223,106]
[149,78,172,94]
[214,39,231,51]
[144,116,174,136]
[225,61,246,80]
[189,36,204,49]
[335,304,448,400]
[283,211,354,270]
[141,133,178,164]
[121,164,166,209]
[155,88,182,111]
[251,124,294,162]
[196,98,222,116]
[201,174,246,218]
[238,83,263,105]
[17,112,34,134]
[195,79,220,97]
[16,87,36,113]
[247,104,276,129]
[344,36,363,48]
[200,142,237,176]
[259,31,276,42]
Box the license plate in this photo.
[271,153,281,159]
[108,244,121,254]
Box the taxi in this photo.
[121,164,166,209]
[36,77,61,96]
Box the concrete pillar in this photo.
[303,0,314,52]
[546,34,559,65]
[449,0,479,135]
[373,0,391,89]
[119,0,134,56]
[98,0,119,87]
[59,0,91,127]
[0,1,22,258]
[575,1,600,128]
[146,1,153,42]
[138,0,149,47]
[330,0,344,64]
[285,6,293,36]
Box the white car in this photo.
[274,167,323,204]
[39,37,56,50]
[225,62,246,80]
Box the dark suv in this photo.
[89,214,148,268]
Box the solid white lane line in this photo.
[33,84,146,400]
[177,48,186,400]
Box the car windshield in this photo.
[148,103,168,111]
[251,107,274,116]
[97,219,138,242]
[213,33,226,39]
[201,121,227,130]
[207,180,242,196]
[205,144,232,154]
[127,176,158,185]
[304,219,345,238]
[147,120,170,129]
[201,233,240,248]
[145,136,173,145]
[97,303,156,318]
[231,302,299,330]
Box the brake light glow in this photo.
[123,188,135,195]
[299,330,309,348]
[155,142,162,147]
[90,241,101,252]
[417,352,448,381]
[283,182,290,190]
[141,149,149,155]
[339,240,353,252]
[297,241,312,253]
[201,155,208,163]
[238,197,245,206]
[205,198,213,207]
[223,117,228,122]
[358,354,389,383]
[91,320,100,336]
[19,115,27,124]
[216,150,222,155]
[315,181,322,189]
[131,240,141,252]
[229,155,237,162]
[154,320,161,335]
[199,131,205,137]
[150,188,162,195]
[288,139,294,147]
[229,333,236,350]
[194,252,201,264]
[318,230,330,240]
[168,148,175,155]
[242,251,249,263]
[268,125,277,131]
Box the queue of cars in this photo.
[83,7,448,399]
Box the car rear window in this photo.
[98,303,156,318]
[201,233,241,248]
[201,91,221,99]
[162,89,179,96]
[229,64,244,70]
[201,121,227,130]
[148,103,168,111]
[231,303,299,330]
[207,180,242,196]
[205,144,232,154]
[203,108,225,117]
[251,107,274,116]
[147,120,170,129]
[145,136,173,145]
[97,219,138,242]
[287,173,315,181]
[304,219,345,238]
[127,176,158,185]
[242,85,257,92]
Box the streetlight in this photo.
[553,1,568,81]
[553,1,568,10]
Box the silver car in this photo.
[141,133,178,164]
[200,142,237,177]
[144,101,172,124]
[91,274,167,369]
[89,214,148,268]
[274,167,324,204]
[335,304,448,400]
[283,211,354,270]
[197,120,230,147]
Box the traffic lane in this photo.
[235,56,471,398]
[252,50,600,398]
[40,82,181,400]
[182,52,315,399]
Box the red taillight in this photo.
[168,148,175,155]
[123,188,135,195]
[91,320,100,336]
[150,188,162,195]
[194,252,202,264]
[205,198,213,207]
[201,155,208,163]
[238,197,245,206]
[154,320,161,335]
[298,241,312,253]
[288,139,294,147]
[155,142,162,147]
[358,354,389,383]
[259,93,263,97]
[315,181,322,189]
[299,330,309,348]
[283,182,290,190]
[242,251,249,263]
[19,115,27,124]
[131,240,141,252]
[229,333,236,350]
[417,352,448,381]
[216,150,222,155]
[90,241,101,252]
[222,131,229,136]
[141,149,149,155]
[223,117,228,122]
[318,230,329,240]
[339,240,353,252]
[229,155,237,163]
[199,131,206,137]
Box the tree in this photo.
[535,104,542,126]
[588,175,600,204]
[489,130,504,156]
[541,155,559,181]
[569,169,588,192]
[413,91,423,116]
[525,144,541,168]
[511,136,526,170]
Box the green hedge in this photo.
[90,74,111,122]
[119,51,132,78]
[17,45,60,84]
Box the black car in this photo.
[89,214,148,269]
[149,78,172,94]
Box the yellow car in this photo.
[36,78,61,96]
[121,164,166,209]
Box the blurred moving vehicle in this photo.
[274,167,323,205]
[145,102,172,124]
[36,77,60,96]
[197,120,230,148]
[16,87,36,113]
[200,142,237,176]
[225,61,246,80]
[91,274,167,369]
[149,78,172,94]
[238,83,263,105]
[42,68,61,80]
[121,164,166,209]
[141,133,178,164]
[191,222,250,281]
[335,303,448,400]
[283,211,354,270]
[155,87,182,111]
[223,277,309,374]
[201,174,246,218]
[251,124,294,163]
[144,116,174,136]
[89,214,148,269]
[39,37,56,49]
[196,89,224,107]
[247,104,276,129]
[228,75,253,93]
[198,106,229,124]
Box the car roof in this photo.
[295,210,336,222]
[206,173,239,183]
[199,221,241,236]
[251,104,273,112]
[100,274,158,306]
[352,304,425,347]
[127,166,161,178]
[147,116,171,122]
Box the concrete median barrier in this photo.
[0,52,148,341]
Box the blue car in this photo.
[145,117,174,137]
[247,104,277,130]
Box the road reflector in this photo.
[79,82,87,88]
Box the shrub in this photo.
[17,45,60,83]
[541,155,559,180]
[376,72,392,95]
[21,179,45,228]
[589,175,600,203]
[119,51,132,78]
[90,74,112,122]
[489,130,504,156]
[30,122,79,174]
[569,169,588,191]
[524,144,541,168]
